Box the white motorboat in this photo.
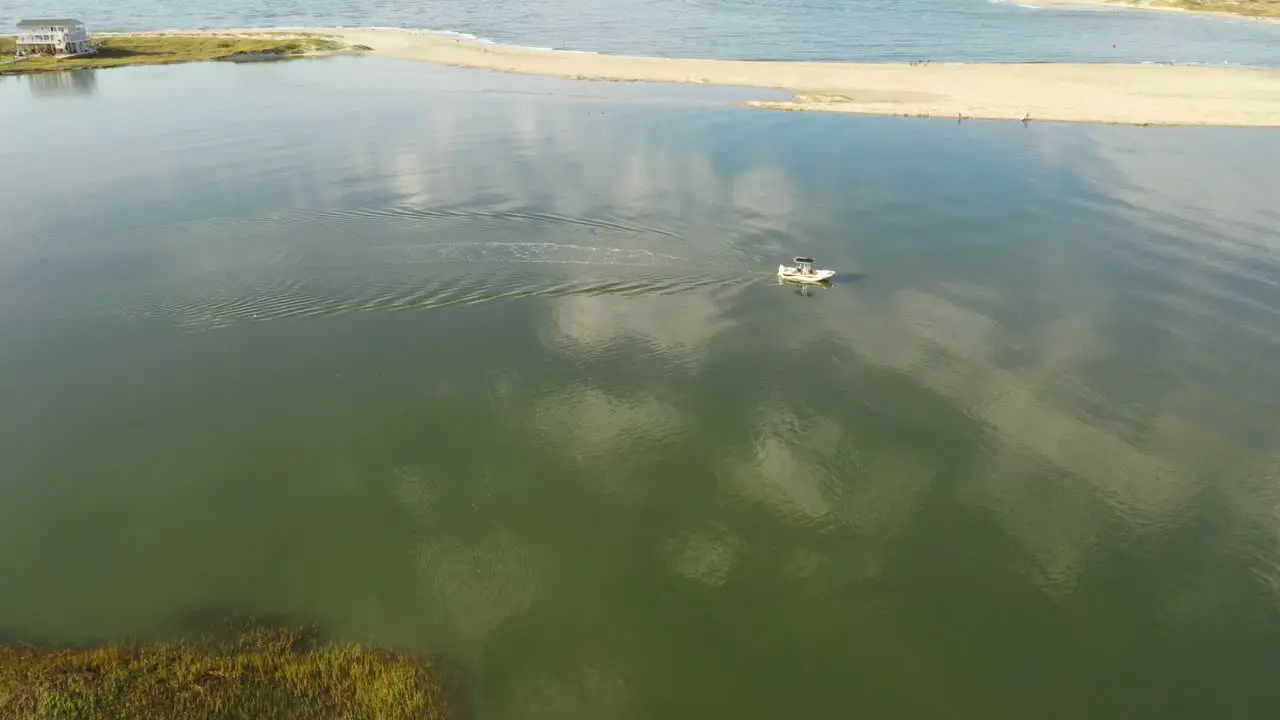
[777,257,835,284]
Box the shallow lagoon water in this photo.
[2,58,1280,718]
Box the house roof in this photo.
[17,19,83,28]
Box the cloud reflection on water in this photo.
[347,63,1280,609]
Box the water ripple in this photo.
[3,203,762,330]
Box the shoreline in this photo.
[1016,0,1280,23]
[0,34,351,76]
[9,27,1280,127]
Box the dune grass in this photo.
[0,627,450,719]
[1156,0,1280,17]
[0,35,348,75]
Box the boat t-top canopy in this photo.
[794,256,814,264]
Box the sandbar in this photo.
[1017,0,1280,23]
[133,28,1280,126]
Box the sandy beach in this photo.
[138,28,1280,126]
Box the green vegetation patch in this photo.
[0,34,347,75]
[0,627,449,719]
[1157,0,1280,17]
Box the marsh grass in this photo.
[0,626,449,719]
[0,35,347,75]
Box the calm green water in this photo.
[3,58,1280,719]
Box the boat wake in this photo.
[17,206,753,332]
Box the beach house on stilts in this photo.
[15,19,93,57]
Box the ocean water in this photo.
[2,0,1280,66]
[2,57,1280,718]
